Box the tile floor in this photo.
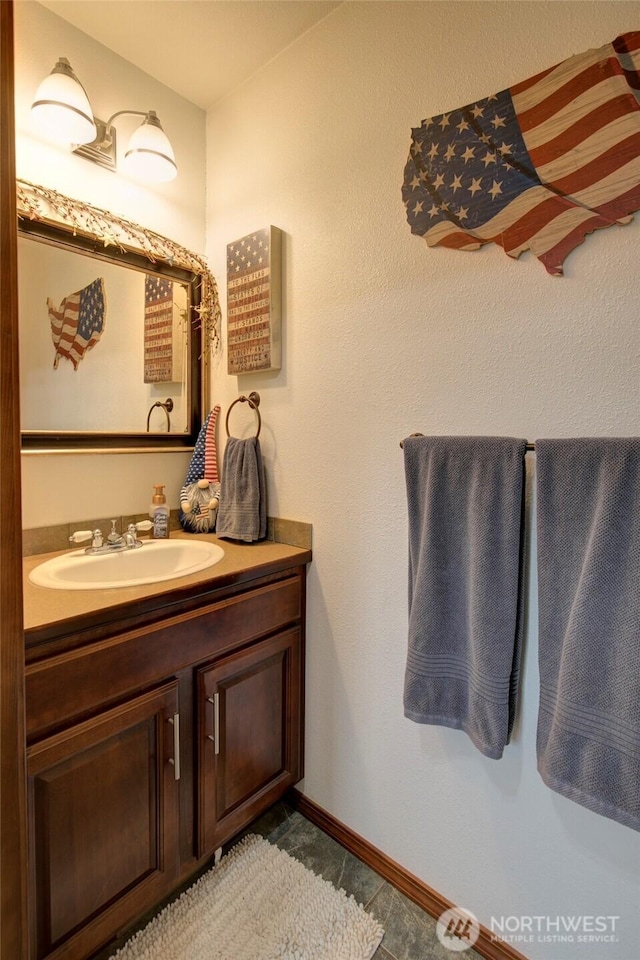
[97,798,482,960]
[231,799,482,960]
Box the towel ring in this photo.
[146,398,174,432]
[225,391,261,439]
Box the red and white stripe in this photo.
[423,32,640,274]
[204,405,221,482]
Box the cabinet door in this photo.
[198,628,303,856]
[27,681,180,960]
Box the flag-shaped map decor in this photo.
[403,32,640,275]
[227,226,282,374]
[144,275,175,383]
[47,277,105,370]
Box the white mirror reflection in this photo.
[18,235,190,435]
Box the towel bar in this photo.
[226,392,261,439]
[400,433,535,451]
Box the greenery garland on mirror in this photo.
[16,178,221,356]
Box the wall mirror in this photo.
[17,179,220,452]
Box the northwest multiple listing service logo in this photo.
[436,907,480,952]
[437,908,622,951]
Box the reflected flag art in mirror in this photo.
[144,276,173,383]
[144,275,185,384]
[402,32,640,275]
[47,277,105,370]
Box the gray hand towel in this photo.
[536,438,640,831]
[216,437,267,542]
[403,436,527,759]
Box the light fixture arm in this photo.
[104,109,148,127]
[92,111,158,150]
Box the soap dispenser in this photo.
[149,484,170,539]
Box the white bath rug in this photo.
[109,834,384,960]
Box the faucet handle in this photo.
[70,528,103,549]
[69,529,93,544]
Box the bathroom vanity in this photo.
[23,536,311,960]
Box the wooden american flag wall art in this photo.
[402,32,640,275]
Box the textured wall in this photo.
[205,3,640,958]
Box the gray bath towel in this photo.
[403,436,527,758]
[216,437,267,542]
[536,438,640,831]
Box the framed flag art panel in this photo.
[226,226,282,375]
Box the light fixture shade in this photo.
[123,111,177,183]
[31,58,96,145]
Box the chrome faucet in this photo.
[69,519,153,555]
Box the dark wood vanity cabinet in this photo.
[24,561,308,960]
[197,627,303,855]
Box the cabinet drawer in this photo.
[26,574,302,740]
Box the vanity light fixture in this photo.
[31,58,178,183]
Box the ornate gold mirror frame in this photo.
[17,178,221,452]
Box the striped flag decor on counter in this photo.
[402,32,640,275]
[47,277,105,370]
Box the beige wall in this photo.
[206,3,640,957]
[14,1,640,953]
[15,1,206,524]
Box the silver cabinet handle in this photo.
[207,694,220,755]
[167,713,180,780]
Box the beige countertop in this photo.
[23,533,311,635]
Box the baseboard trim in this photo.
[288,789,529,960]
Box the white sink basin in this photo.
[29,539,225,591]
